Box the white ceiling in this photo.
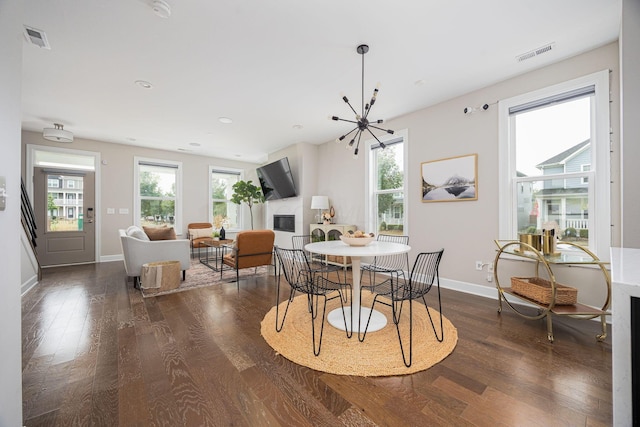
[21,0,621,164]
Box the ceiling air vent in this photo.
[516,42,555,63]
[23,25,51,49]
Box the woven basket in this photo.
[510,276,577,305]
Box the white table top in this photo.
[305,240,411,257]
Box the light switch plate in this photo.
[106,208,115,214]
[119,208,129,214]
[0,176,6,211]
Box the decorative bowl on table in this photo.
[340,235,375,246]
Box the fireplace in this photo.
[273,215,295,233]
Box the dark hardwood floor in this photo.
[22,261,612,426]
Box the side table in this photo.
[200,239,234,271]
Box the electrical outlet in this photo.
[487,274,493,282]
[487,263,494,273]
[475,261,483,271]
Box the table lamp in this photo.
[311,195,329,224]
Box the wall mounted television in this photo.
[256,157,297,201]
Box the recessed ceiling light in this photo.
[218,117,233,124]
[177,148,192,152]
[189,142,201,147]
[234,154,241,158]
[135,80,153,89]
[292,124,303,130]
[414,79,427,86]
[126,137,137,142]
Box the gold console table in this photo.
[493,239,611,343]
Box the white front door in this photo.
[34,167,96,266]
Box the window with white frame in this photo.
[365,130,408,235]
[581,164,591,184]
[209,167,242,230]
[498,70,610,258]
[134,157,182,230]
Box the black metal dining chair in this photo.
[360,234,409,287]
[359,249,445,367]
[273,246,352,356]
[292,234,344,280]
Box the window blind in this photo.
[370,136,403,150]
[508,85,595,116]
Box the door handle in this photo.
[85,207,94,223]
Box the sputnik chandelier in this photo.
[331,44,394,157]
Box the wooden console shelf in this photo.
[310,223,356,269]
[493,239,611,342]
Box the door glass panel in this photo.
[46,174,84,232]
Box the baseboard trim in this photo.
[21,274,38,296]
[101,254,123,263]
[440,277,498,300]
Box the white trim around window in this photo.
[498,70,610,260]
[133,156,183,234]
[364,128,409,236]
[208,166,244,232]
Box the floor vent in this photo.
[23,25,51,49]
[516,42,555,63]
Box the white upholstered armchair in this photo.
[119,227,191,288]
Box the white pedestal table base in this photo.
[327,307,387,333]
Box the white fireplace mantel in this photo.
[611,247,640,426]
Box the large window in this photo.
[209,167,242,230]
[498,70,610,258]
[365,130,407,235]
[134,157,182,230]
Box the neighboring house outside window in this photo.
[498,70,610,258]
[365,129,408,236]
[209,167,242,231]
[134,157,182,231]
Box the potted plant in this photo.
[230,180,265,230]
[211,230,221,241]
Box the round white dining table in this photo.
[305,240,411,333]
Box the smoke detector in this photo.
[152,0,171,18]
[43,124,74,143]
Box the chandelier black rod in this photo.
[368,124,393,133]
[361,49,365,118]
[366,128,386,149]
[342,96,359,118]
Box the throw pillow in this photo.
[188,227,213,239]
[126,225,150,241]
[143,225,177,241]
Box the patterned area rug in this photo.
[261,294,458,376]
[141,258,269,297]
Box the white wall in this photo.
[318,42,621,306]
[0,0,24,424]
[620,0,640,248]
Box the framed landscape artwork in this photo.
[421,153,478,202]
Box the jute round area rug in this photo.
[260,293,457,376]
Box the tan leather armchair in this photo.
[221,229,275,289]
[187,222,213,257]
